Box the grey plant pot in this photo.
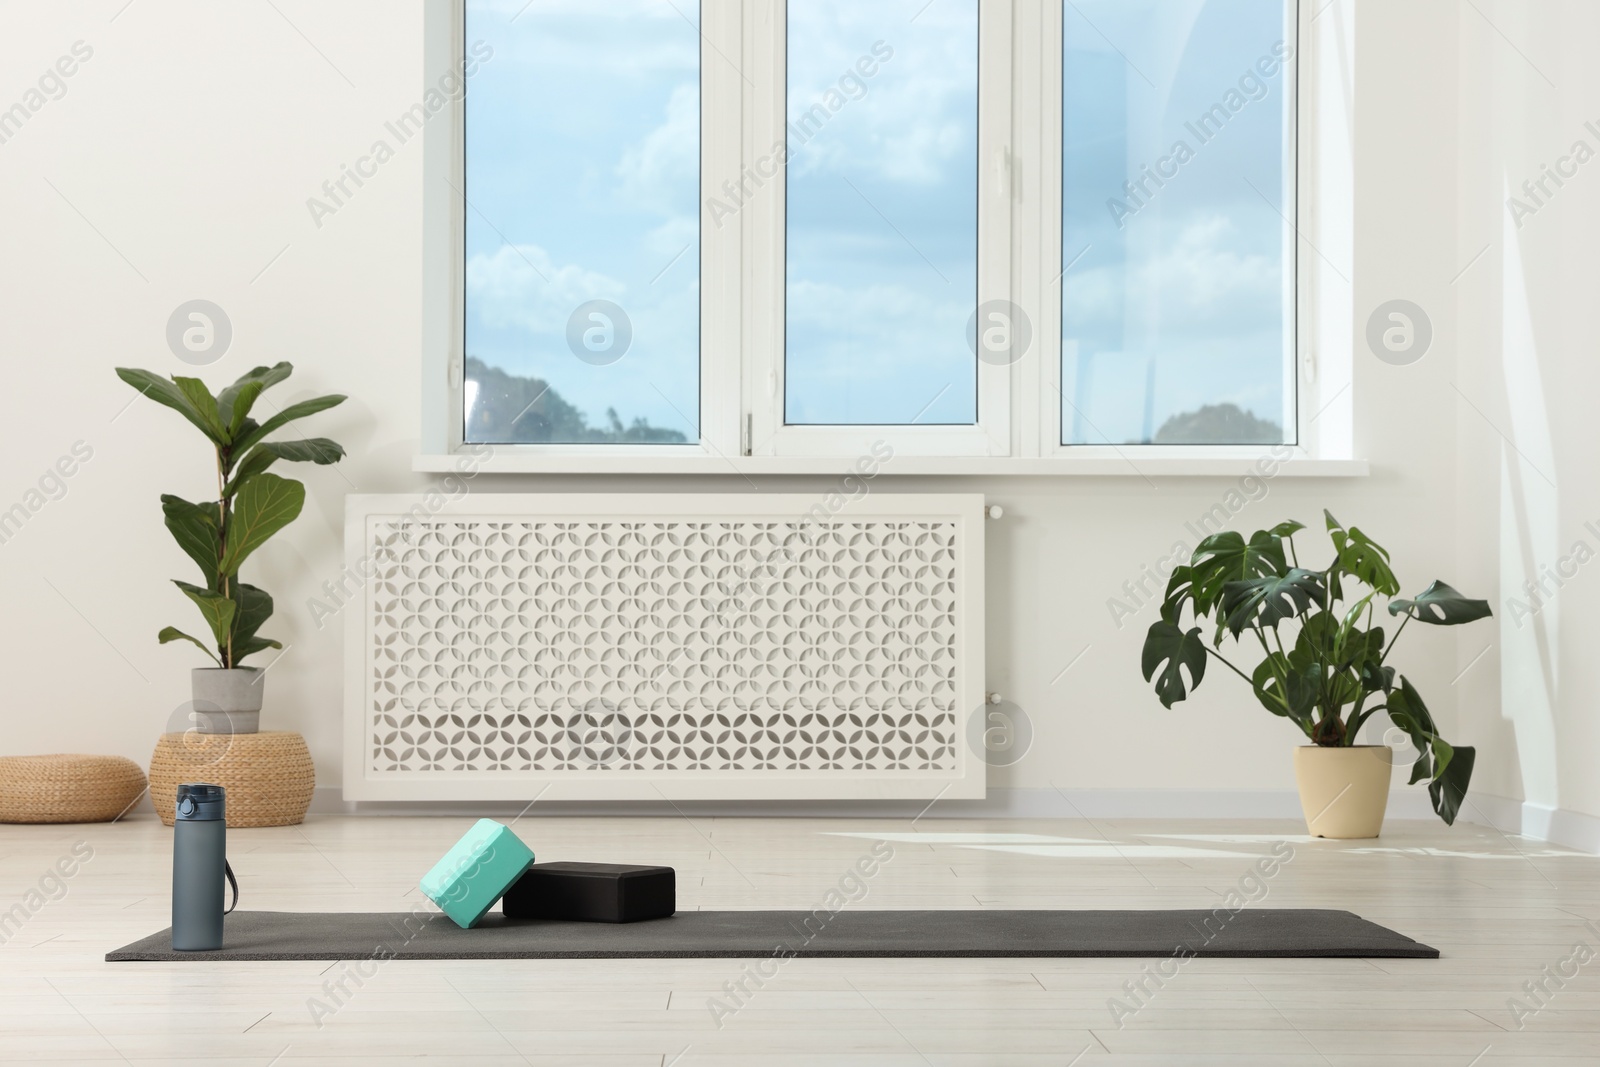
[190,667,264,735]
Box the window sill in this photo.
[414,451,1370,478]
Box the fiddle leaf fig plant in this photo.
[115,363,345,668]
[1141,512,1492,825]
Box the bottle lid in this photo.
[175,783,226,822]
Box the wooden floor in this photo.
[2,812,1596,1064]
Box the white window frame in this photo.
[745,0,1012,459]
[1034,0,1313,463]
[418,0,1362,478]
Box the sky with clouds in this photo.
[1062,0,1292,444]
[464,0,1291,444]
[784,0,977,426]
[465,0,701,442]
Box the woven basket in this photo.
[0,755,149,824]
[148,731,315,828]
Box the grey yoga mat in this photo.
[106,908,1438,961]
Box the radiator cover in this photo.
[342,493,985,800]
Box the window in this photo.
[436,0,1317,470]
[463,2,701,445]
[1059,0,1295,447]
[784,2,978,427]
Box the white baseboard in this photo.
[307,785,1596,852]
[1464,795,1600,855]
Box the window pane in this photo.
[464,0,699,444]
[784,0,978,426]
[1061,0,1293,445]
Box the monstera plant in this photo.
[1141,512,1491,830]
[115,362,344,732]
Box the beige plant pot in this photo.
[1293,745,1393,839]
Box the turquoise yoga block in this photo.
[420,819,535,929]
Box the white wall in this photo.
[1452,0,1600,841]
[1,1,1591,837]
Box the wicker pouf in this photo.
[148,731,315,828]
[0,755,149,823]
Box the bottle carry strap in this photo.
[224,861,239,916]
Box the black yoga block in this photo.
[502,862,676,923]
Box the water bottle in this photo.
[171,783,237,950]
